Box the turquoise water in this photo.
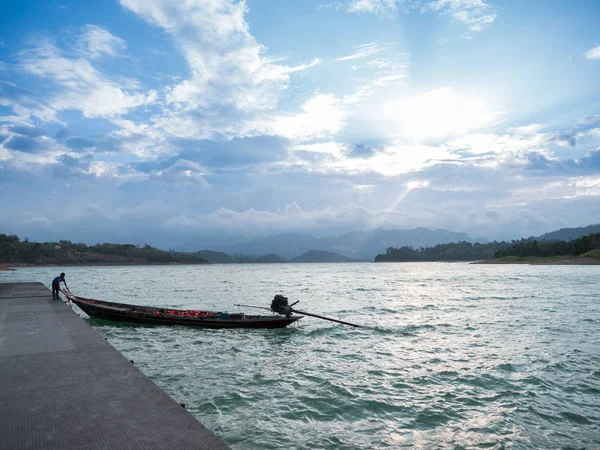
[3,263,600,449]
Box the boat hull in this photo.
[67,295,302,329]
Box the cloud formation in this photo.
[423,0,497,32]
[119,0,316,111]
[1,0,599,248]
[77,25,127,59]
[344,0,497,31]
[585,44,600,60]
[334,41,390,62]
[17,41,157,118]
[347,0,400,16]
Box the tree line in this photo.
[0,234,208,265]
[493,233,600,258]
[374,233,600,262]
[375,241,513,262]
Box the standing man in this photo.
[52,272,68,300]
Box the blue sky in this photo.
[1,0,600,247]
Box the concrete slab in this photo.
[0,282,230,450]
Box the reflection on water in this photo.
[2,263,600,449]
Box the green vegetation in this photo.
[494,233,600,258]
[5,230,599,266]
[580,249,600,259]
[537,223,600,241]
[375,241,512,262]
[0,234,208,265]
[375,233,600,263]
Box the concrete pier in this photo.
[0,282,230,450]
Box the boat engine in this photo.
[271,294,292,316]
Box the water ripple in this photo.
[3,262,600,449]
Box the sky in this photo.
[1,0,600,248]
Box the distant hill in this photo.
[537,224,600,241]
[223,233,321,259]
[0,234,208,266]
[291,250,353,263]
[375,241,512,262]
[195,250,285,264]
[195,250,236,263]
[196,249,353,264]
[221,227,475,260]
[173,234,251,254]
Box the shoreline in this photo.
[472,256,600,265]
[0,261,210,270]
[4,259,600,269]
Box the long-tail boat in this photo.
[62,290,303,329]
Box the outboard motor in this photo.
[271,294,292,316]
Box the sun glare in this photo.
[382,87,500,141]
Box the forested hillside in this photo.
[375,234,600,262]
[0,234,208,265]
[537,224,600,241]
[494,233,600,259]
[375,241,512,262]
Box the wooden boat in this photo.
[63,290,303,329]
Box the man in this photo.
[52,273,68,300]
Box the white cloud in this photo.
[106,4,406,149]
[18,42,157,118]
[509,124,544,136]
[365,55,408,86]
[269,93,347,139]
[285,58,323,73]
[423,0,496,31]
[206,202,372,232]
[151,160,208,186]
[334,42,390,61]
[23,217,53,226]
[88,161,122,178]
[373,73,405,86]
[377,87,502,141]
[307,143,454,176]
[375,145,454,174]
[584,44,600,60]
[0,91,59,124]
[77,25,126,58]
[0,145,11,161]
[120,0,317,112]
[344,0,496,31]
[443,132,553,172]
[347,0,399,16]
[510,176,600,203]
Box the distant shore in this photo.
[0,262,209,270]
[473,256,600,265]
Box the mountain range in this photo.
[537,224,600,241]
[179,227,478,260]
[177,224,600,262]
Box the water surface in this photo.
[3,263,599,449]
